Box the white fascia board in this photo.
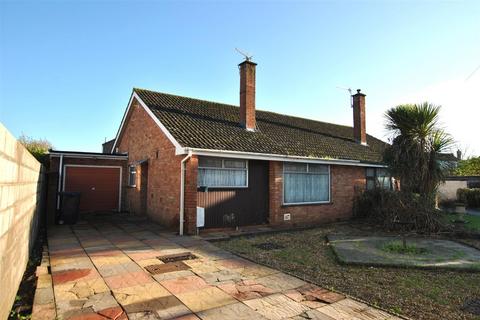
[183,147,387,168]
[111,91,184,154]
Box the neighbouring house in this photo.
[98,59,390,235]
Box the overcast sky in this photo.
[1,1,479,156]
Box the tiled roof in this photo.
[438,153,459,162]
[134,88,387,164]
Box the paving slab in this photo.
[197,302,269,320]
[46,214,401,320]
[175,286,237,313]
[243,293,310,320]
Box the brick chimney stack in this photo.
[352,89,367,145]
[239,60,257,131]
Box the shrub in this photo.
[457,188,480,208]
[354,189,446,233]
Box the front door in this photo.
[197,160,269,228]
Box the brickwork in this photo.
[184,155,198,234]
[269,161,365,226]
[116,98,184,229]
[352,90,367,144]
[239,61,256,130]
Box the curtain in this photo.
[284,171,329,203]
[198,168,247,187]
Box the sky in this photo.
[1,0,479,156]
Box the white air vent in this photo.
[284,213,291,221]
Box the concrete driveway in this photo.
[34,213,401,320]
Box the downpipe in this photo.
[179,150,192,236]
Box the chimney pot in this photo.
[239,60,257,130]
[352,90,367,145]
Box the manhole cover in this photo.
[462,299,480,315]
[157,252,197,263]
[144,261,190,274]
[253,242,285,251]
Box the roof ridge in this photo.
[133,87,360,133]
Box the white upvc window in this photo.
[128,165,137,187]
[197,157,248,188]
[283,162,330,205]
[366,168,392,190]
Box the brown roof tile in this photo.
[134,88,387,163]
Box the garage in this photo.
[47,151,128,223]
[64,165,122,212]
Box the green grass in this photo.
[216,223,480,320]
[465,214,480,231]
[382,240,428,255]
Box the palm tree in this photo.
[383,102,454,201]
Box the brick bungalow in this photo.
[105,59,389,235]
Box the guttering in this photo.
[178,147,387,168]
[179,150,193,236]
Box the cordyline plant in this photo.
[383,102,454,204]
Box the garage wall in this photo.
[46,157,128,225]
[0,123,45,320]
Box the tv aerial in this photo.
[235,48,253,61]
[336,86,353,107]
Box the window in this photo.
[283,163,330,204]
[366,168,392,190]
[198,157,248,188]
[128,165,137,187]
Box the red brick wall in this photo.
[239,61,256,130]
[269,161,365,226]
[46,157,128,225]
[116,98,184,228]
[184,155,198,234]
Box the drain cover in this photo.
[157,252,197,263]
[144,261,190,274]
[253,242,285,251]
[462,299,480,316]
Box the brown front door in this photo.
[64,166,120,212]
[197,160,269,228]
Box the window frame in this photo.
[197,157,249,189]
[365,167,392,190]
[282,162,331,206]
[128,165,137,187]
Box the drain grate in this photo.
[462,299,480,316]
[253,242,286,251]
[144,261,190,275]
[157,252,198,263]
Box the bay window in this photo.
[198,157,248,188]
[283,162,330,204]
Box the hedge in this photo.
[457,188,480,208]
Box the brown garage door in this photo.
[64,166,121,212]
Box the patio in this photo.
[34,213,401,319]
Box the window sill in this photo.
[127,185,137,188]
[282,201,332,207]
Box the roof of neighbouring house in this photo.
[438,153,459,162]
[133,88,388,164]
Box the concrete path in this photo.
[41,214,401,320]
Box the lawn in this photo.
[446,213,480,232]
[216,223,480,320]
